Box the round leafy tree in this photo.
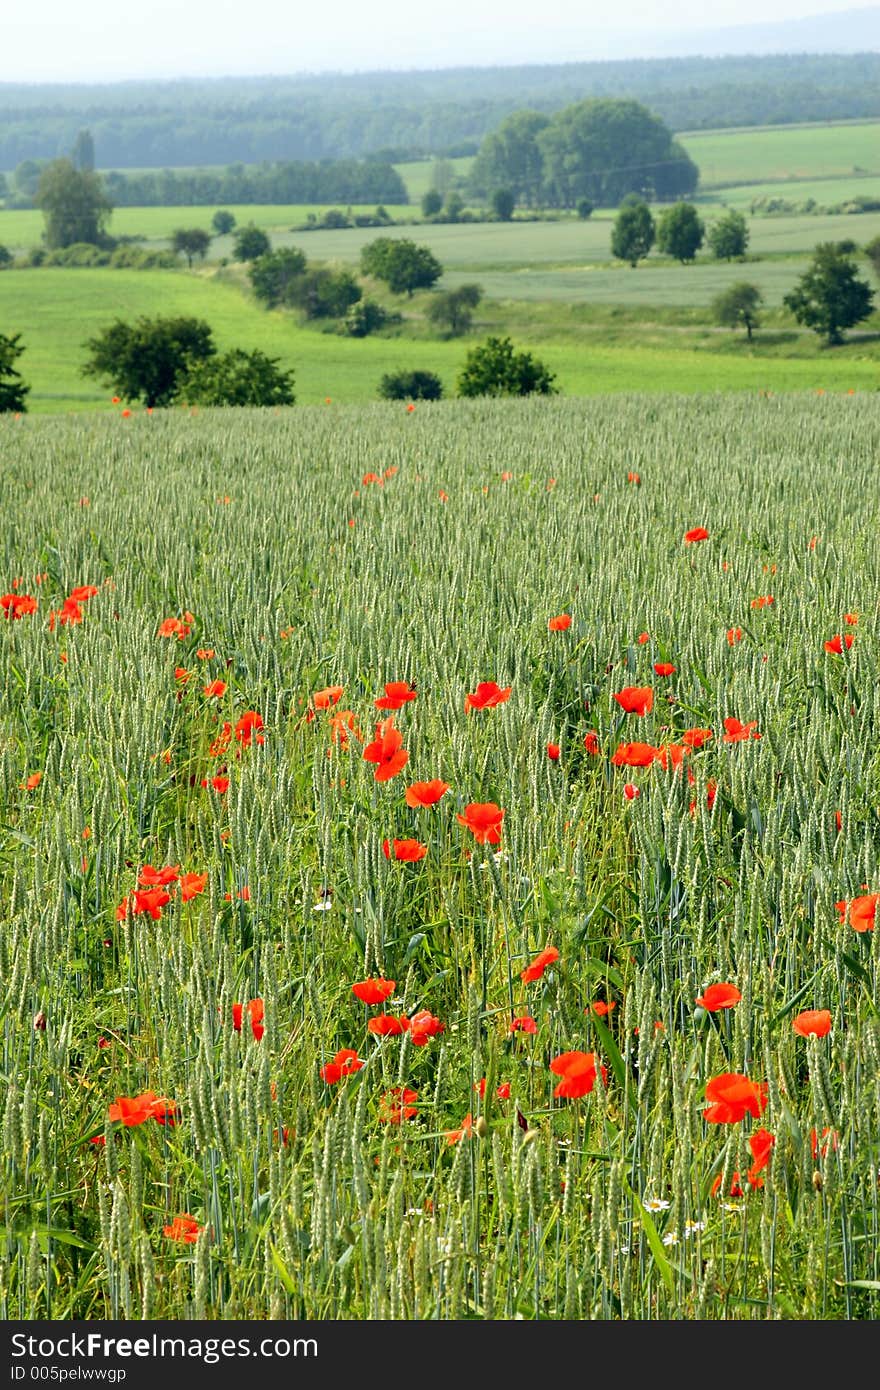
[656,202,704,263]
[610,197,655,267]
[378,370,443,401]
[456,336,556,397]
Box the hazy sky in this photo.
[2,0,876,82]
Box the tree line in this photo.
[0,53,877,169]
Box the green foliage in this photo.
[491,188,515,221]
[864,234,880,278]
[576,197,593,220]
[232,224,272,261]
[708,208,749,260]
[81,315,215,406]
[656,202,704,263]
[248,247,308,308]
[456,334,556,396]
[361,237,443,296]
[537,99,698,207]
[71,129,95,173]
[0,331,29,411]
[443,192,465,222]
[378,367,443,399]
[212,209,236,235]
[286,268,361,319]
[611,197,656,266]
[783,241,875,343]
[426,283,483,336]
[0,244,13,268]
[177,347,294,406]
[468,110,551,207]
[320,208,350,228]
[712,281,764,339]
[342,299,395,337]
[35,158,113,249]
[171,227,212,267]
[44,242,111,267]
[421,189,443,217]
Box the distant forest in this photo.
[1,53,879,170]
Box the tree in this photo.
[249,247,308,307]
[286,268,361,319]
[0,244,12,268]
[469,111,550,207]
[360,238,443,296]
[456,336,556,398]
[0,333,29,413]
[708,208,749,261]
[783,242,874,345]
[171,227,211,267]
[443,192,465,222]
[0,173,7,202]
[232,224,271,261]
[426,284,482,336]
[212,209,236,234]
[491,188,515,221]
[35,159,113,249]
[177,348,294,406]
[82,316,215,407]
[71,130,95,173]
[611,196,655,266]
[343,300,392,337]
[421,189,443,217]
[864,234,880,278]
[537,99,698,208]
[576,197,593,220]
[656,202,704,263]
[712,282,763,341]
[378,369,443,401]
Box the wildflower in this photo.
[408,1010,445,1046]
[163,1215,203,1244]
[174,667,190,683]
[464,681,512,712]
[703,1072,768,1124]
[548,614,571,631]
[547,743,561,761]
[583,732,600,756]
[662,1231,679,1247]
[590,1000,616,1017]
[312,685,344,710]
[824,634,854,654]
[844,613,858,626]
[368,1014,409,1038]
[446,1114,474,1145]
[712,1173,745,1199]
[375,681,417,710]
[549,1050,607,1099]
[637,632,650,644]
[613,686,653,716]
[109,1092,177,1127]
[653,662,675,677]
[382,837,428,862]
[684,527,709,544]
[202,775,229,793]
[623,783,640,800]
[726,627,743,645]
[476,1079,511,1100]
[722,717,761,743]
[131,888,172,920]
[643,1197,670,1212]
[510,1015,537,1034]
[682,727,712,748]
[320,1049,363,1084]
[811,1126,839,1159]
[328,709,362,748]
[751,595,774,610]
[196,648,215,660]
[352,977,396,1005]
[203,679,227,698]
[792,1009,832,1038]
[521,945,559,983]
[405,779,449,807]
[21,772,42,790]
[695,983,741,1012]
[837,893,878,932]
[224,886,250,901]
[157,616,191,640]
[611,742,658,767]
[378,1087,418,1123]
[457,802,504,845]
[627,471,640,484]
[746,1128,775,1188]
[232,998,264,1041]
[1,593,38,619]
[234,711,265,746]
[179,872,208,902]
[363,716,409,782]
[138,864,180,888]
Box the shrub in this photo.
[286,268,361,319]
[176,348,294,407]
[343,300,396,337]
[456,335,556,397]
[378,369,443,401]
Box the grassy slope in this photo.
[679,120,880,187]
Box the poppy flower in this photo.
[824,634,854,655]
[792,1009,832,1038]
[362,472,383,486]
[637,632,650,645]
[547,743,561,761]
[510,1015,537,1034]
[703,1072,768,1124]
[613,686,653,716]
[590,1000,616,1017]
[49,598,83,629]
[548,614,571,631]
[174,667,190,683]
[722,717,761,743]
[627,471,640,484]
[131,888,172,920]
[68,585,99,603]
[157,616,191,639]
[234,711,265,746]
[653,662,675,677]
[196,648,215,660]
[811,1127,839,1159]
[375,680,417,710]
[611,742,658,767]
[682,727,712,748]
[1,593,38,619]
[750,595,774,610]
[726,627,743,646]
[696,982,741,1011]
[138,864,180,888]
[405,779,449,807]
[232,998,264,1041]
[224,885,250,901]
[109,1091,176,1127]
[711,1172,744,1199]
[746,1128,775,1188]
[203,679,227,698]
[684,527,709,544]
[457,802,504,845]
[351,976,396,1005]
[549,1050,607,1099]
[202,774,229,793]
[21,772,42,790]
[656,744,689,772]
[409,1009,445,1046]
[163,1215,203,1244]
[382,837,428,862]
[179,872,208,902]
[844,613,858,626]
[313,685,344,710]
[363,717,409,782]
[836,893,878,932]
[445,1113,474,1145]
[328,709,362,749]
[476,1078,511,1100]
[368,1013,409,1037]
[464,680,512,712]
[521,945,559,983]
[320,1048,363,1084]
[378,1087,418,1123]
[583,732,600,756]
[208,724,232,758]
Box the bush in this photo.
[108,245,178,269]
[426,283,482,336]
[320,208,350,229]
[456,335,556,398]
[576,197,594,220]
[176,348,294,407]
[286,268,361,319]
[249,247,308,308]
[232,224,271,261]
[0,332,29,412]
[212,210,236,235]
[708,208,749,260]
[45,242,111,266]
[0,245,11,268]
[421,190,443,217]
[361,237,443,296]
[81,315,215,407]
[491,188,515,221]
[378,369,443,401]
[342,300,397,337]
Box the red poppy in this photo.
[163,1215,203,1244]
[179,872,208,902]
[174,667,190,683]
[627,471,640,484]
[157,616,191,640]
[375,681,417,710]
[583,732,600,756]
[613,686,653,716]
[521,945,559,983]
[620,783,639,803]
[824,634,854,655]
[457,802,504,845]
[362,472,384,486]
[328,709,362,749]
[1,593,38,619]
[711,1172,744,1199]
[131,888,172,920]
[751,595,774,610]
[196,648,215,660]
[548,614,571,631]
[405,779,449,807]
[722,717,761,743]
[684,527,709,544]
[138,864,180,888]
[68,585,99,604]
[656,744,689,772]
[682,727,712,748]
[445,1113,474,1145]
[696,983,741,1012]
[476,1079,511,1100]
[368,1013,409,1037]
[837,893,878,932]
[510,1015,537,1034]
[611,742,658,767]
[590,1000,616,1017]
[811,1126,839,1159]
[320,1049,363,1084]
[202,774,229,793]
[203,679,227,698]
[653,662,675,677]
[746,1128,776,1188]
[49,598,83,629]
[703,1072,768,1124]
[363,717,409,782]
[409,1010,445,1046]
[313,685,344,710]
[844,613,858,626]
[234,711,265,746]
[547,743,561,761]
[792,1009,832,1038]
[726,627,743,646]
[232,998,264,1041]
[352,977,396,1005]
[637,632,650,645]
[224,885,250,901]
[21,772,42,790]
[382,837,428,862]
[465,681,512,712]
[208,724,232,758]
[109,1091,177,1127]
[549,1050,607,1099]
[378,1087,418,1123]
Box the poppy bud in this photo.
[33,1010,47,1032]
[812,1170,823,1192]
[475,1115,488,1139]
